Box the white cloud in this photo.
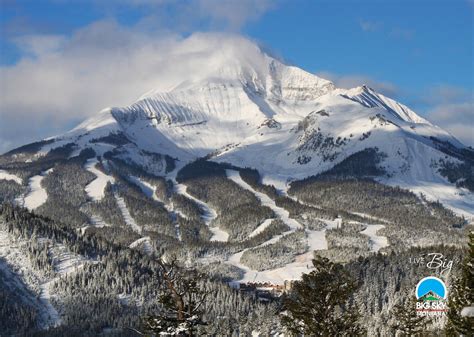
[359,20,381,32]
[0,0,279,153]
[389,27,415,40]
[195,0,276,30]
[422,84,470,105]
[426,100,474,146]
[13,34,66,57]
[0,20,271,153]
[98,0,277,31]
[358,19,415,41]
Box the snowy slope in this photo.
[84,158,115,201]
[360,224,389,252]
[5,35,472,218]
[23,169,53,210]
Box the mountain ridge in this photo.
[1,35,473,218]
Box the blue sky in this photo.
[0,0,473,151]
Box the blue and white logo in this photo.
[415,276,447,300]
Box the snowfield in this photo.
[0,228,53,327]
[38,281,61,328]
[208,226,229,242]
[128,175,185,241]
[78,214,111,235]
[461,306,474,317]
[39,243,90,327]
[89,214,110,228]
[23,169,53,210]
[385,178,474,220]
[84,158,115,201]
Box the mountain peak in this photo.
[338,84,428,124]
[137,33,334,101]
[6,32,471,218]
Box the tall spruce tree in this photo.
[446,231,474,336]
[391,296,430,336]
[281,255,365,336]
[142,259,207,336]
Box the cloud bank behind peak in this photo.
[0,23,278,153]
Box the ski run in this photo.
[23,169,53,210]
[224,169,335,284]
[171,179,229,242]
[84,158,115,201]
[360,224,389,252]
[222,169,390,284]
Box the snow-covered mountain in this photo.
[4,35,474,217]
[1,35,472,336]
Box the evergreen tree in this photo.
[142,259,207,336]
[391,296,430,336]
[281,255,365,336]
[446,231,474,336]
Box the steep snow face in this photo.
[71,108,120,135]
[136,33,334,102]
[339,86,427,124]
[270,62,335,101]
[108,52,335,160]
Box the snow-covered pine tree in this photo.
[446,231,474,336]
[391,296,430,336]
[142,259,207,336]
[280,255,365,336]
